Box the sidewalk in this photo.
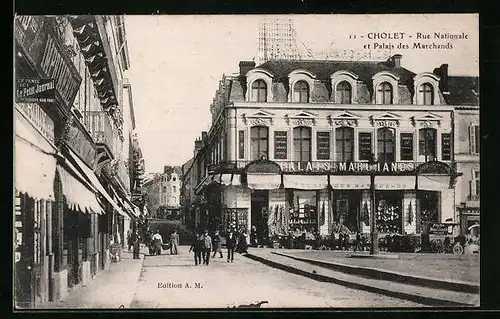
[244,248,480,307]
[37,246,146,309]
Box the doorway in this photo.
[251,190,269,242]
[333,191,362,232]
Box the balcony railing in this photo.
[87,110,114,156]
[467,194,480,201]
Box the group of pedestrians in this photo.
[189,229,247,266]
[127,227,180,257]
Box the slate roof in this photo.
[253,59,417,90]
[444,76,479,106]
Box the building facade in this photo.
[143,166,181,219]
[184,56,476,243]
[14,15,142,308]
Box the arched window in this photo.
[335,127,354,161]
[293,81,309,103]
[419,128,437,161]
[419,83,434,105]
[250,126,269,160]
[293,127,311,161]
[336,81,352,104]
[377,82,393,104]
[377,128,395,162]
[251,80,267,102]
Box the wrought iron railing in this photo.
[467,194,480,201]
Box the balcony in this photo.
[466,194,480,208]
[88,110,114,166]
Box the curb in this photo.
[273,252,479,294]
[244,253,476,307]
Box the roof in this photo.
[253,59,416,89]
[181,157,194,175]
[444,76,479,106]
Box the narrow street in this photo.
[130,245,422,308]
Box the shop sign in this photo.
[429,223,450,235]
[278,161,416,174]
[16,78,55,103]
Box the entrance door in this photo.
[251,190,269,241]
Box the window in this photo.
[274,131,288,160]
[173,177,176,181]
[377,128,395,162]
[250,126,269,160]
[335,127,354,161]
[173,186,176,192]
[238,130,245,159]
[377,82,393,104]
[293,127,311,162]
[293,81,309,103]
[441,133,452,160]
[316,132,331,160]
[336,81,352,104]
[358,132,372,161]
[163,186,167,192]
[419,83,434,105]
[473,171,480,197]
[419,128,437,160]
[469,124,480,154]
[251,80,267,102]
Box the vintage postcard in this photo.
[14,14,479,309]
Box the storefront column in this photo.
[360,190,372,234]
[402,190,417,234]
[319,189,330,236]
[51,175,68,301]
[441,188,455,223]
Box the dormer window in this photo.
[377,82,393,104]
[419,83,434,105]
[293,81,309,103]
[251,80,267,102]
[336,81,352,104]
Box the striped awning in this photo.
[57,164,103,214]
[375,175,416,190]
[283,175,328,190]
[247,173,281,190]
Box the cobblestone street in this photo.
[130,246,422,308]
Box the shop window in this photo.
[336,81,352,104]
[377,82,393,105]
[358,132,372,161]
[250,126,269,160]
[293,126,311,162]
[251,80,267,102]
[418,83,434,105]
[335,127,354,162]
[418,191,440,230]
[419,128,437,161]
[293,80,309,103]
[375,192,403,234]
[469,124,480,154]
[316,131,331,160]
[274,131,288,160]
[288,190,318,233]
[377,128,395,163]
[238,130,245,159]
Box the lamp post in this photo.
[369,153,379,255]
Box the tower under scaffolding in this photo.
[256,17,301,65]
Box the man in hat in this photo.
[201,229,212,265]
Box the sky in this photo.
[124,14,478,174]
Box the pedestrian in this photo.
[250,226,258,247]
[170,230,180,255]
[189,232,203,266]
[127,228,133,251]
[236,230,249,253]
[226,229,237,263]
[211,230,223,258]
[131,229,141,259]
[354,231,362,252]
[202,229,212,265]
[152,229,164,256]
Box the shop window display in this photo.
[375,192,403,234]
[288,190,317,233]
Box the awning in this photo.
[57,164,103,214]
[14,109,58,200]
[417,175,450,191]
[231,174,242,186]
[329,175,371,189]
[108,186,131,217]
[247,173,281,190]
[65,147,126,216]
[283,175,328,190]
[375,175,416,190]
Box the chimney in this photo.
[440,64,449,92]
[392,54,402,68]
[194,139,203,157]
[239,61,256,76]
[201,131,208,141]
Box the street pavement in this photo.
[130,245,422,308]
